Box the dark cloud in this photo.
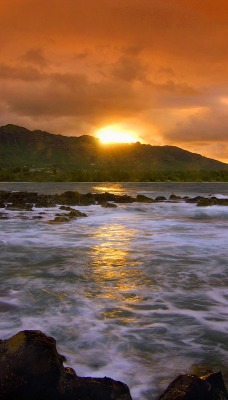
[1,69,147,121]
[111,56,148,82]
[21,48,49,68]
[164,108,228,143]
[0,64,43,81]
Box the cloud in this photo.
[0,68,147,121]
[0,0,228,161]
[0,64,43,81]
[165,107,228,144]
[111,55,148,82]
[21,48,49,68]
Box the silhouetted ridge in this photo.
[0,124,227,181]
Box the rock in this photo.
[159,372,228,400]
[154,196,167,201]
[185,196,204,203]
[94,192,135,204]
[47,216,70,224]
[54,191,96,206]
[197,198,228,207]
[0,330,132,400]
[34,195,56,208]
[59,206,75,211]
[0,212,8,219]
[6,202,33,211]
[136,194,154,203]
[100,201,118,208]
[67,209,87,218]
[202,372,228,400]
[169,194,182,201]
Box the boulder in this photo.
[197,198,228,207]
[169,194,182,201]
[0,330,132,400]
[159,372,228,400]
[136,194,154,203]
[54,191,96,206]
[185,196,204,203]
[154,196,167,202]
[94,193,135,204]
[100,201,118,208]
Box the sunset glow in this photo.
[96,126,138,144]
[0,1,228,162]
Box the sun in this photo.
[95,125,138,144]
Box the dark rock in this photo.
[100,201,118,208]
[0,212,8,219]
[34,195,56,208]
[202,371,228,400]
[59,206,75,211]
[186,196,204,203]
[94,192,135,204]
[6,202,33,211]
[47,216,70,224]
[136,194,154,203]
[67,209,87,218]
[159,372,228,400]
[154,196,167,201]
[54,191,95,206]
[0,330,132,400]
[197,198,228,207]
[169,194,182,201]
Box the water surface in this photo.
[0,182,228,399]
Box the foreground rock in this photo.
[0,330,132,400]
[159,372,228,400]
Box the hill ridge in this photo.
[0,124,227,182]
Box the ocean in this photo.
[0,182,228,399]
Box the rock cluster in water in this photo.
[0,189,227,212]
[0,330,227,400]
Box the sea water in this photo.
[0,182,228,399]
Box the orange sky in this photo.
[0,0,228,162]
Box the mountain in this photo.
[0,124,227,181]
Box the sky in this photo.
[0,0,228,162]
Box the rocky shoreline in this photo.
[0,190,228,224]
[0,330,227,400]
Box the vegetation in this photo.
[0,166,228,182]
[0,124,228,182]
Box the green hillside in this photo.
[0,124,227,181]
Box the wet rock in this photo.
[59,205,75,211]
[159,372,228,400]
[154,196,167,201]
[34,195,56,208]
[197,198,228,207]
[136,194,154,203]
[169,194,182,201]
[185,196,204,203]
[54,191,95,206]
[94,192,135,204]
[6,202,33,211]
[67,209,87,218]
[100,201,118,208]
[0,212,8,219]
[47,216,70,224]
[0,330,132,400]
